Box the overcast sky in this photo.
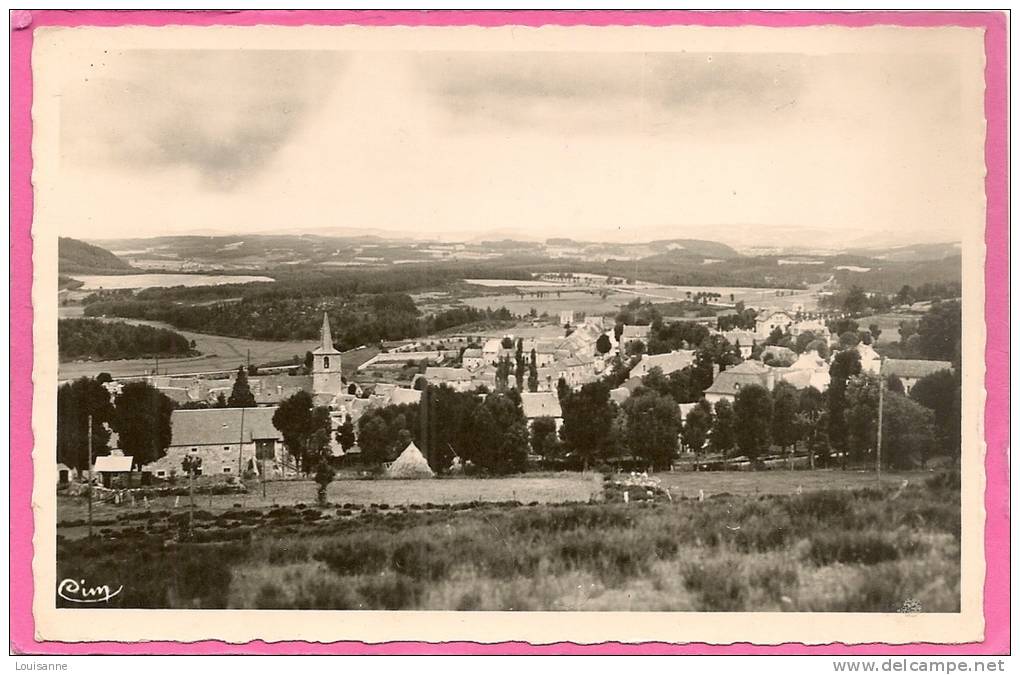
[47,38,984,247]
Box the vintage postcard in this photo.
[10,9,1009,654]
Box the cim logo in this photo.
[57,578,123,604]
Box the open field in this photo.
[856,312,925,344]
[57,313,378,381]
[57,474,602,526]
[69,273,275,290]
[459,282,820,318]
[56,474,961,611]
[654,469,929,498]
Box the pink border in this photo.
[10,9,1008,656]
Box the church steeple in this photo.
[312,312,342,396]
[320,312,335,353]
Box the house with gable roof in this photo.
[704,360,776,406]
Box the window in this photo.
[190,448,198,453]
[223,467,232,474]
[156,471,166,477]
[223,446,230,451]
[323,356,330,369]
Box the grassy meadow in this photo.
[56,472,960,612]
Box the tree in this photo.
[111,381,175,470]
[771,381,800,453]
[868,323,883,343]
[313,460,335,506]
[303,351,314,375]
[514,338,525,391]
[215,392,228,408]
[681,399,713,455]
[640,367,672,399]
[844,374,880,465]
[828,349,862,464]
[898,319,919,343]
[886,373,905,394]
[796,386,827,467]
[829,318,860,336]
[882,392,937,469]
[614,323,624,343]
[909,369,960,461]
[496,355,512,392]
[843,286,869,314]
[272,391,332,473]
[794,331,817,354]
[559,381,616,470]
[623,389,681,470]
[527,349,539,392]
[596,333,612,355]
[765,326,786,346]
[469,392,529,474]
[530,416,559,457]
[709,399,736,455]
[839,331,861,349]
[917,300,961,363]
[733,384,772,463]
[692,334,742,395]
[556,377,570,401]
[805,339,830,360]
[227,365,257,408]
[336,414,356,453]
[57,377,114,472]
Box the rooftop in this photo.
[170,407,282,447]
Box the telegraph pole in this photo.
[238,405,247,476]
[86,414,93,539]
[876,358,884,483]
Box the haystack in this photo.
[386,441,434,479]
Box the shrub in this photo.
[809,531,900,566]
[391,538,451,581]
[683,560,747,611]
[357,574,422,610]
[316,538,389,576]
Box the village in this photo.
[57,295,955,491]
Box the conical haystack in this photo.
[387,441,434,479]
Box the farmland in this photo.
[55,472,960,611]
[57,311,379,381]
[458,281,821,318]
[57,474,602,526]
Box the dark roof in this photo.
[170,407,282,447]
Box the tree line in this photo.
[59,319,196,361]
[85,293,513,349]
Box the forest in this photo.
[58,319,196,361]
[84,293,513,349]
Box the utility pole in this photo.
[877,358,885,483]
[238,406,247,476]
[86,414,93,539]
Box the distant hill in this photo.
[844,242,962,262]
[59,237,133,274]
[647,239,741,259]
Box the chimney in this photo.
[712,363,720,381]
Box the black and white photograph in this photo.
[29,17,988,645]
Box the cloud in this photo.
[419,51,807,132]
[61,50,346,190]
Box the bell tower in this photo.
[312,312,343,395]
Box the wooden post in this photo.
[87,414,93,539]
[238,406,246,476]
[877,359,885,484]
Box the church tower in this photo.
[312,312,343,395]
